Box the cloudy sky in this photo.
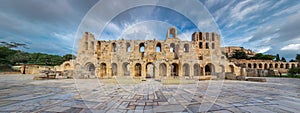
[0,0,300,60]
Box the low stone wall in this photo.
[246,69,287,77]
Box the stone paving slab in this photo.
[0,74,300,112]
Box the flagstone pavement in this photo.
[0,74,299,113]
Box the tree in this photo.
[230,50,248,59]
[281,57,286,62]
[296,54,300,63]
[288,68,300,76]
[275,54,280,61]
[62,54,76,61]
[250,53,276,60]
[290,59,296,62]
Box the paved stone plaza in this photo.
[0,74,299,113]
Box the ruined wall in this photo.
[75,27,242,79]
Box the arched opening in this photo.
[184,44,189,52]
[286,64,289,69]
[85,42,88,50]
[259,63,262,69]
[298,64,300,68]
[280,64,284,68]
[112,63,117,76]
[63,63,71,70]
[156,43,161,52]
[90,41,94,50]
[194,64,201,76]
[264,63,268,69]
[248,63,252,68]
[85,62,95,76]
[112,43,116,52]
[275,64,279,68]
[135,63,142,77]
[212,33,215,41]
[139,43,145,52]
[126,43,130,52]
[199,32,203,40]
[122,62,130,76]
[170,43,175,52]
[159,63,167,76]
[100,63,106,77]
[212,43,215,49]
[183,63,190,76]
[171,63,179,77]
[269,64,273,68]
[199,42,203,49]
[229,65,234,73]
[205,63,215,75]
[291,64,295,68]
[206,33,209,41]
[168,27,177,38]
[253,63,257,68]
[146,62,155,78]
[206,42,209,49]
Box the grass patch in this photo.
[267,74,300,79]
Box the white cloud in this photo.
[255,46,271,53]
[281,44,300,50]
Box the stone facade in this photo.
[74,27,240,79]
[224,46,256,58]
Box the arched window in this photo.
[212,33,215,41]
[139,43,145,52]
[206,42,209,49]
[90,41,94,49]
[156,43,161,52]
[85,42,88,50]
[184,44,189,52]
[212,43,215,49]
[126,43,130,52]
[112,43,116,52]
[199,32,203,40]
[199,42,203,49]
[206,33,209,41]
[170,43,175,52]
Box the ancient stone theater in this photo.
[74,27,240,79]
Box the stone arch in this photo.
[146,62,155,78]
[206,32,209,41]
[229,65,234,73]
[280,63,284,68]
[199,42,203,49]
[112,43,116,52]
[63,63,71,70]
[212,33,215,41]
[183,63,190,76]
[126,42,130,52]
[122,62,130,76]
[205,63,215,75]
[156,43,162,52]
[184,43,189,52]
[264,63,268,69]
[99,63,107,77]
[258,63,262,69]
[139,43,145,52]
[135,63,142,77]
[167,27,177,38]
[85,62,95,76]
[253,63,257,68]
[159,63,167,76]
[291,64,296,68]
[171,63,179,77]
[194,63,201,76]
[205,42,209,49]
[170,43,175,52]
[269,63,273,68]
[275,63,279,68]
[286,64,289,69]
[248,63,252,68]
[111,63,117,76]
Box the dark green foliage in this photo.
[275,54,280,61]
[289,59,296,62]
[288,67,300,76]
[281,57,286,62]
[0,46,75,66]
[250,53,276,60]
[230,50,248,59]
[296,54,300,63]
